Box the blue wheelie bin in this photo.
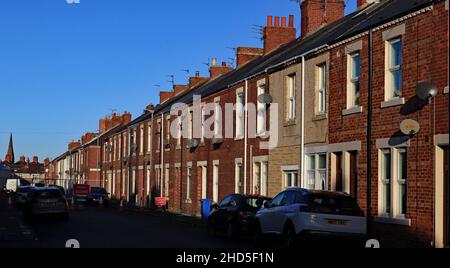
[201,199,212,221]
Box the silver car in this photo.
[24,187,69,221]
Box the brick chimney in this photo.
[68,141,81,151]
[99,116,112,134]
[301,0,345,37]
[263,15,296,54]
[20,156,26,163]
[173,85,189,95]
[82,133,97,144]
[160,91,175,104]
[209,58,233,78]
[122,112,132,125]
[236,47,264,68]
[188,71,209,88]
[357,0,377,10]
[32,156,39,163]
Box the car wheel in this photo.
[282,222,296,249]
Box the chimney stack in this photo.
[173,85,189,95]
[82,133,97,144]
[263,15,296,54]
[20,156,26,163]
[188,71,209,88]
[68,141,81,151]
[122,112,132,125]
[160,91,176,104]
[209,59,233,78]
[357,0,377,10]
[236,47,264,68]
[32,156,39,163]
[301,0,345,37]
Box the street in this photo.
[0,204,252,249]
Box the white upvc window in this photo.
[166,116,171,145]
[236,92,244,139]
[188,110,193,140]
[186,166,192,201]
[213,163,219,202]
[201,107,206,142]
[253,161,268,196]
[287,74,296,120]
[379,148,408,219]
[317,64,327,114]
[257,82,266,135]
[348,52,361,108]
[306,154,327,190]
[177,117,182,146]
[235,162,243,194]
[386,38,403,100]
[284,170,298,188]
[140,125,144,155]
[214,101,221,137]
[147,125,151,153]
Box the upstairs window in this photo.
[348,53,361,108]
[287,74,296,121]
[317,64,327,114]
[257,82,266,135]
[386,38,403,100]
[236,93,244,139]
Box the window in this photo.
[381,149,392,215]
[214,101,221,137]
[147,125,151,153]
[177,117,182,146]
[188,110,193,140]
[253,161,268,196]
[284,170,298,188]
[317,64,327,114]
[166,117,170,145]
[398,149,407,216]
[348,53,361,108]
[386,38,403,99]
[201,107,206,142]
[213,163,219,202]
[187,167,192,201]
[306,154,327,190]
[379,148,408,219]
[235,163,243,194]
[236,92,244,138]
[287,74,296,120]
[257,83,266,135]
[140,125,144,154]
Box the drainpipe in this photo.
[301,56,306,188]
[160,113,164,198]
[367,27,374,236]
[244,79,249,194]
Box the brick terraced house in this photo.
[47,0,448,247]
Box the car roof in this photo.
[32,186,62,191]
[284,188,351,198]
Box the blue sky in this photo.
[0,0,356,161]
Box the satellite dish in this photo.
[416,82,437,101]
[258,94,273,104]
[400,119,420,136]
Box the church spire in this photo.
[5,133,15,163]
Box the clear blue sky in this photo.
[0,0,356,161]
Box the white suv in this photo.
[256,188,367,247]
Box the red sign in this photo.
[73,184,90,197]
[155,197,167,206]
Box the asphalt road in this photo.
[0,206,252,249]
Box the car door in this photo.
[258,192,286,234]
[213,195,233,231]
[273,191,298,234]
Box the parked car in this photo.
[48,185,66,196]
[13,186,34,207]
[23,187,69,221]
[207,194,272,239]
[88,187,110,207]
[256,189,366,248]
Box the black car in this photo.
[87,187,110,207]
[48,185,66,196]
[207,194,272,239]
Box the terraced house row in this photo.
[45,0,449,247]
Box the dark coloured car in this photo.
[88,187,110,207]
[24,187,69,221]
[13,186,34,207]
[48,185,66,196]
[207,194,272,239]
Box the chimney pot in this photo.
[212,58,217,67]
[195,71,200,77]
[289,15,294,27]
[221,61,227,67]
[281,17,287,27]
[275,16,280,27]
[267,16,273,27]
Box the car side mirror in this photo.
[264,201,271,209]
[211,204,218,210]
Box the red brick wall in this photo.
[328,3,448,245]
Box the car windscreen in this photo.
[310,195,361,216]
[34,190,63,199]
[91,188,105,194]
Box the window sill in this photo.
[342,106,363,116]
[185,199,192,204]
[374,216,411,226]
[313,113,327,121]
[444,86,449,94]
[234,137,244,141]
[284,120,296,127]
[381,97,405,108]
[256,131,268,138]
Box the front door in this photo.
[336,153,343,192]
[350,151,358,199]
[444,146,449,248]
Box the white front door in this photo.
[201,166,207,199]
[213,164,219,203]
